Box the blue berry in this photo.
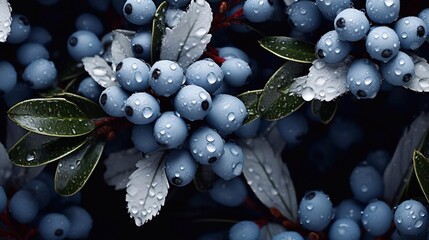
[16,42,49,66]
[217,46,249,63]
[272,231,304,240]
[243,0,274,23]
[123,92,160,124]
[419,8,429,41]
[395,16,428,50]
[174,85,212,121]
[38,213,71,240]
[316,0,350,21]
[365,0,400,24]
[154,111,188,148]
[0,60,17,95]
[62,206,93,239]
[364,150,391,174]
[380,51,415,86]
[75,13,104,36]
[366,26,400,62]
[349,164,384,203]
[211,142,244,180]
[165,149,197,187]
[9,190,39,223]
[234,118,261,138]
[346,58,382,99]
[0,186,6,213]
[123,0,156,25]
[7,14,31,44]
[167,0,190,9]
[206,94,247,134]
[221,58,252,87]
[131,31,151,60]
[277,111,308,146]
[27,25,52,45]
[229,221,259,240]
[189,127,224,165]
[99,85,129,117]
[209,178,247,207]
[361,200,392,236]
[335,199,363,222]
[316,30,353,63]
[22,59,57,90]
[329,218,360,240]
[149,60,184,97]
[115,57,150,92]
[394,199,428,236]
[67,30,102,61]
[298,190,334,231]
[334,8,370,42]
[77,76,103,102]
[132,123,160,153]
[287,0,322,33]
[186,59,224,94]
[23,179,52,209]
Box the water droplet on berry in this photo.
[384,0,394,7]
[227,112,236,121]
[143,107,153,118]
[207,72,217,84]
[364,77,372,85]
[206,143,216,153]
[135,71,143,83]
[306,204,314,210]
[361,184,368,192]
[206,134,214,142]
[415,219,424,228]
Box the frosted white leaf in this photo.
[164,6,186,28]
[82,55,118,88]
[0,0,12,42]
[283,0,298,7]
[403,55,429,92]
[111,30,134,67]
[126,151,169,226]
[259,222,286,240]
[103,148,141,190]
[383,113,429,205]
[240,137,298,221]
[264,121,285,156]
[289,56,353,102]
[0,142,12,186]
[160,0,212,69]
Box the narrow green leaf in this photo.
[259,36,315,63]
[7,98,95,137]
[38,88,65,98]
[413,150,429,203]
[258,62,308,120]
[151,1,168,63]
[53,92,106,119]
[8,132,88,167]
[311,99,339,124]
[55,139,105,196]
[237,89,263,124]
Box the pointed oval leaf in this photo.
[82,55,117,88]
[53,92,106,119]
[413,150,429,203]
[111,29,135,67]
[237,89,263,124]
[7,98,95,137]
[259,36,315,63]
[55,139,105,196]
[311,99,339,124]
[151,1,168,63]
[103,148,141,190]
[0,0,12,42]
[8,132,88,167]
[258,62,308,120]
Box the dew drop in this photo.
[135,71,143,83]
[143,107,153,118]
[26,152,36,162]
[384,0,394,7]
[227,112,236,121]
[415,219,423,228]
[206,143,216,153]
[207,72,217,84]
[325,38,333,46]
[206,134,215,142]
[361,184,368,192]
[306,204,314,210]
[301,87,315,101]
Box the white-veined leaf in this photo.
[111,30,134,67]
[126,151,169,226]
[160,0,212,69]
[383,113,429,205]
[404,55,429,92]
[103,148,141,190]
[0,0,12,42]
[259,222,286,240]
[264,121,285,156]
[82,55,117,88]
[240,137,298,221]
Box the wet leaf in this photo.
[311,99,339,124]
[82,55,117,88]
[160,0,212,68]
[259,222,286,240]
[151,1,168,63]
[7,98,95,137]
[111,29,134,67]
[258,62,307,121]
[237,89,263,124]
[259,36,315,63]
[52,92,105,119]
[0,0,12,42]
[404,55,429,92]
[413,150,429,204]
[8,132,88,167]
[104,148,142,190]
[55,139,105,196]
[126,152,169,226]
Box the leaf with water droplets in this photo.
[82,55,117,88]
[7,98,95,137]
[404,55,429,92]
[111,29,135,67]
[282,0,296,6]
[413,151,429,204]
[258,62,307,121]
[311,99,339,124]
[240,137,298,221]
[126,151,169,226]
[55,139,105,196]
[151,1,168,63]
[259,36,315,63]
[8,132,88,167]
[0,0,12,42]
[383,113,429,205]
[259,222,287,240]
[52,92,106,119]
[103,148,142,190]
[237,89,263,124]
[160,0,212,69]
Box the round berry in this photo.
[316,0,350,21]
[38,213,71,240]
[329,218,360,240]
[27,25,52,45]
[217,46,250,63]
[62,206,93,239]
[22,59,57,90]
[394,199,428,236]
[298,190,334,231]
[115,57,150,92]
[16,42,49,66]
[189,127,224,165]
[0,186,6,213]
[349,164,384,203]
[149,60,184,97]
[123,0,156,25]
[211,142,244,180]
[123,92,160,124]
[7,14,31,44]
[229,221,259,240]
[346,58,382,99]
[221,58,252,87]
[419,8,429,41]
[364,150,391,174]
[380,51,415,86]
[75,13,104,36]
[277,111,308,146]
[99,85,129,117]
[186,59,224,94]
[334,8,370,42]
[154,111,188,148]
[272,231,304,240]
[366,26,400,62]
[67,30,102,61]
[335,199,363,222]
[132,123,160,153]
[174,85,212,121]
[0,61,17,95]
[361,200,392,236]
[77,77,103,102]
[23,179,52,209]
[165,149,197,187]
[234,118,261,138]
[316,30,353,63]
[243,0,274,23]
[131,31,151,60]
[395,16,428,50]
[9,190,39,223]
[287,0,322,33]
[209,178,247,207]
[206,94,247,134]
[365,0,400,24]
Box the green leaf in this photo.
[7,98,95,137]
[52,92,106,119]
[311,99,339,124]
[8,132,88,167]
[259,36,315,63]
[151,1,168,63]
[413,150,429,203]
[258,62,308,120]
[237,89,263,124]
[55,139,105,196]
[38,88,65,98]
